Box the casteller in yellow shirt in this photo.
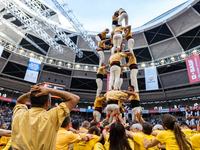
[133,133,159,150]
[55,127,82,150]
[93,142,105,150]
[190,134,200,150]
[0,136,11,150]
[11,102,70,150]
[156,130,191,150]
[73,133,100,150]
[182,129,197,137]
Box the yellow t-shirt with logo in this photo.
[133,133,159,150]
[104,135,134,150]
[73,134,99,150]
[93,142,105,150]
[182,129,197,137]
[156,130,191,150]
[190,134,200,150]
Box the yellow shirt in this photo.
[0,137,11,150]
[114,26,127,33]
[104,90,128,101]
[12,102,70,150]
[73,134,99,150]
[80,127,88,132]
[182,129,197,137]
[104,135,134,150]
[55,127,82,150]
[97,66,106,75]
[98,31,106,39]
[2,139,11,150]
[127,54,137,66]
[156,130,191,150]
[124,28,132,39]
[94,97,105,108]
[129,92,140,101]
[112,15,118,22]
[110,30,115,44]
[108,53,127,64]
[93,142,105,150]
[99,41,105,49]
[190,134,200,150]
[133,133,159,150]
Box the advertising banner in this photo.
[24,58,41,83]
[145,67,159,90]
[185,54,200,84]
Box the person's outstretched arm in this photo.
[0,129,11,137]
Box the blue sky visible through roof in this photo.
[42,0,188,32]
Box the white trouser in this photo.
[132,106,142,122]
[106,104,120,123]
[93,110,101,122]
[112,25,116,30]
[113,34,122,53]
[128,38,134,53]
[96,78,103,98]
[118,78,123,90]
[118,13,128,26]
[130,69,139,92]
[98,51,104,67]
[109,65,121,90]
[95,35,101,46]
[111,47,116,55]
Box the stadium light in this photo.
[75,64,80,69]
[170,57,175,62]
[180,53,186,58]
[141,63,146,67]
[84,65,88,70]
[192,49,197,54]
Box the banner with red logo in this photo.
[145,67,159,91]
[186,54,200,84]
[107,74,110,91]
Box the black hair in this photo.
[90,121,100,127]
[103,121,109,127]
[143,122,152,135]
[88,126,100,136]
[72,121,79,130]
[180,122,190,129]
[30,91,50,107]
[124,126,130,131]
[129,85,134,91]
[61,117,71,128]
[130,120,139,126]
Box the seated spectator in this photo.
[55,117,93,150]
[11,84,79,150]
[80,121,90,131]
[1,123,7,130]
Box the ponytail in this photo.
[173,122,193,150]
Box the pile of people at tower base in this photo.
[0,8,199,150]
